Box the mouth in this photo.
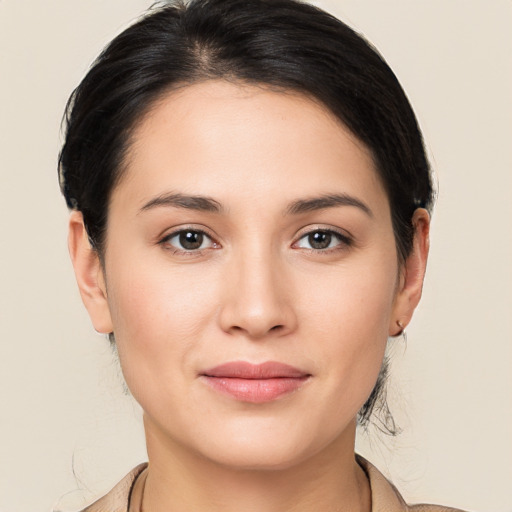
[199,361,311,403]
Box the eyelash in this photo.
[159,227,353,256]
[293,228,353,254]
[159,227,218,256]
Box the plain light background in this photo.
[0,1,511,511]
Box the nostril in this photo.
[270,325,284,331]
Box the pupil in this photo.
[309,231,331,249]
[179,231,203,250]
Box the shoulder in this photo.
[75,458,469,512]
[408,507,467,512]
[78,463,148,512]
[357,455,469,512]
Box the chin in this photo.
[199,439,314,472]
[185,415,349,472]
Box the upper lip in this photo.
[201,361,309,379]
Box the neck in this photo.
[141,416,371,512]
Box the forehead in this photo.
[115,80,388,215]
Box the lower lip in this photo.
[201,376,310,403]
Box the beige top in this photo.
[79,456,467,512]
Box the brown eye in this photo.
[179,231,204,250]
[295,229,351,251]
[163,229,215,252]
[308,231,332,249]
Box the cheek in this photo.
[103,259,221,396]
[299,257,397,407]
[108,256,218,336]
[301,253,397,340]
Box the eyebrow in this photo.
[285,193,373,217]
[139,192,223,214]
[138,191,372,217]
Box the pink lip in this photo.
[200,361,311,403]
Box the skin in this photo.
[68,80,430,512]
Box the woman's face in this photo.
[71,80,427,470]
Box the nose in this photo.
[218,249,298,340]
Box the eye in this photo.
[161,229,217,252]
[295,229,351,251]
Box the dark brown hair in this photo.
[59,0,434,433]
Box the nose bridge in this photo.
[219,238,295,338]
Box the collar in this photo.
[357,454,409,512]
[81,456,411,512]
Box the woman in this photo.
[58,0,466,510]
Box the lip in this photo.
[200,361,311,403]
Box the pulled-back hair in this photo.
[59,0,434,433]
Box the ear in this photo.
[389,208,430,336]
[68,211,113,334]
